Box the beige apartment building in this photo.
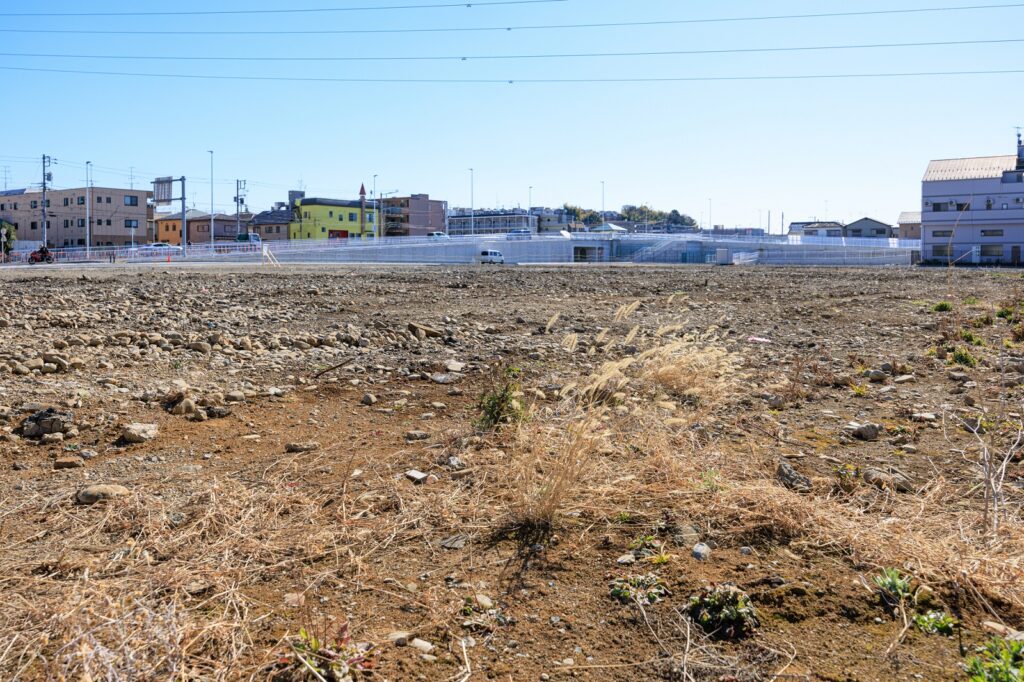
[0,186,151,248]
[381,194,447,237]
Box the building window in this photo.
[321,227,326,233]
[106,219,111,226]
[45,200,49,207]
[106,197,111,204]
[78,218,85,227]
[981,229,1004,237]
[30,200,38,209]
[931,202,948,212]
[77,196,85,205]
[63,198,69,206]
[328,211,333,218]
[303,211,309,219]
[97,197,103,204]
[981,245,1004,258]
[932,245,951,257]
[63,219,70,228]
[956,202,971,211]
[368,214,374,223]
[349,212,357,221]
[30,221,37,230]
[124,195,139,206]
[125,220,139,229]
[932,230,953,238]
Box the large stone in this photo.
[20,408,74,438]
[76,484,130,504]
[285,441,319,453]
[777,459,812,493]
[122,423,158,444]
[54,456,84,469]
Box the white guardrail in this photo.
[0,231,920,267]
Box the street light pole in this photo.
[708,198,712,232]
[469,168,474,236]
[208,150,214,248]
[373,174,378,238]
[528,186,532,211]
[601,180,605,223]
[85,161,92,257]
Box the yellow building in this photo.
[289,187,378,241]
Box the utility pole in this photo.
[234,179,247,236]
[208,151,215,248]
[372,174,378,238]
[41,155,51,247]
[129,167,135,190]
[1,166,9,190]
[469,168,475,236]
[86,161,92,257]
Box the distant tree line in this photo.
[561,204,697,228]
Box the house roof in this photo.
[846,217,892,228]
[923,155,1017,182]
[0,189,26,197]
[298,198,365,209]
[250,209,292,225]
[898,211,922,224]
[154,209,208,222]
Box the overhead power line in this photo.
[1,2,1021,34]
[3,64,1023,84]
[0,0,565,17]
[2,37,1021,63]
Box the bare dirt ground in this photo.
[1,264,1023,681]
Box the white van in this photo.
[479,250,504,264]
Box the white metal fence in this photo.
[0,231,919,268]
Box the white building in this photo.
[921,135,1024,265]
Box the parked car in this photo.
[479,250,504,264]
[427,232,451,241]
[235,233,262,245]
[138,242,183,257]
[506,229,532,241]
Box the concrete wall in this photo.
[0,187,150,247]
[922,175,1024,263]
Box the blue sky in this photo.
[1,0,1022,231]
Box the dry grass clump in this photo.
[0,454,363,679]
[503,411,607,533]
[640,338,745,412]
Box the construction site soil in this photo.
[1,264,1022,681]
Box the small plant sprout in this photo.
[996,306,1015,321]
[965,296,981,306]
[932,301,954,312]
[850,383,869,397]
[687,584,760,639]
[275,622,375,681]
[912,611,956,636]
[609,574,669,605]
[873,568,914,607]
[966,638,1024,681]
[613,511,634,524]
[648,546,674,566]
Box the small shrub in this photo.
[933,301,953,312]
[687,584,760,639]
[912,610,956,636]
[972,314,995,328]
[476,366,526,430]
[996,307,1015,321]
[850,383,869,397]
[966,638,1024,681]
[835,463,860,493]
[613,511,634,524]
[628,534,659,554]
[873,568,913,606]
[965,296,981,306]
[609,574,670,605]
[961,329,986,346]
[1013,324,1024,343]
[952,347,979,368]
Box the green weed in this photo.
[476,366,526,430]
[609,574,670,605]
[952,347,979,368]
[912,610,956,636]
[932,301,953,313]
[966,638,1024,681]
[687,584,760,640]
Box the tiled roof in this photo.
[898,212,922,224]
